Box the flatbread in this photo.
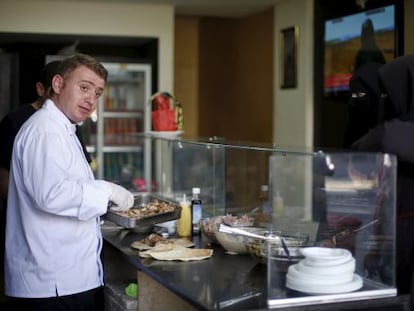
[130,233,167,250]
[139,242,176,258]
[131,236,194,251]
[131,233,207,261]
[170,238,195,248]
[144,247,213,261]
[131,241,153,251]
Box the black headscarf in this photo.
[351,55,414,172]
[377,55,414,122]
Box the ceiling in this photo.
[1,0,284,47]
[148,0,282,17]
[45,0,283,18]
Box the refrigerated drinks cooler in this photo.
[79,62,152,187]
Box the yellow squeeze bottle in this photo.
[274,190,285,217]
[177,194,192,237]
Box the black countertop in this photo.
[101,222,410,311]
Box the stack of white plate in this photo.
[285,247,363,295]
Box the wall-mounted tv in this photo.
[324,4,396,95]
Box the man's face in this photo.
[52,65,105,124]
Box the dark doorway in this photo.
[0,32,158,112]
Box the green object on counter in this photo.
[125,283,138,298]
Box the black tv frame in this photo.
[313,0,404,148]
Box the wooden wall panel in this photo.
[174,17,200,138]
[175,9,274,143]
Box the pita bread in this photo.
[145,247,213,261]
[131,241,153,251]
[131,233,206,261]
[170,238,195,248]
[139,242,176,258]
[130,236,194,251]
[130,233,167,250]
[139,251,153,259]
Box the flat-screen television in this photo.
[324,4,396,95]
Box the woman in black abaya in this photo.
[351,55,414,298]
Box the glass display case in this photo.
[114,134,397,308]
[266,152,396,308]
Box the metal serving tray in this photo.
[104,193,181,233]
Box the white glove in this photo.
[107,182,134,212]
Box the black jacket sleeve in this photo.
[352,118,414,164]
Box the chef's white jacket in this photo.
[5,99,109,298]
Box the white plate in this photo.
[149,130,183,138]
[301,253,352,267]
[296,257,355,275]
[300,247,351,262]
[286,274,363,295]
[286,264,354,285]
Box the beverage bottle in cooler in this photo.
[191,187,202,235]
[259,184,270,213]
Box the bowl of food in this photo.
[201,216,224,244]
[201,214,254,244]
[244,228,310,271]
[215,226,259,254]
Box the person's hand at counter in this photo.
[107,181,134,212]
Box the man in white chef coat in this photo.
[4,53,133,311]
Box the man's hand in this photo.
[107,182,134,212]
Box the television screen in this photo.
[324,5,395,94]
